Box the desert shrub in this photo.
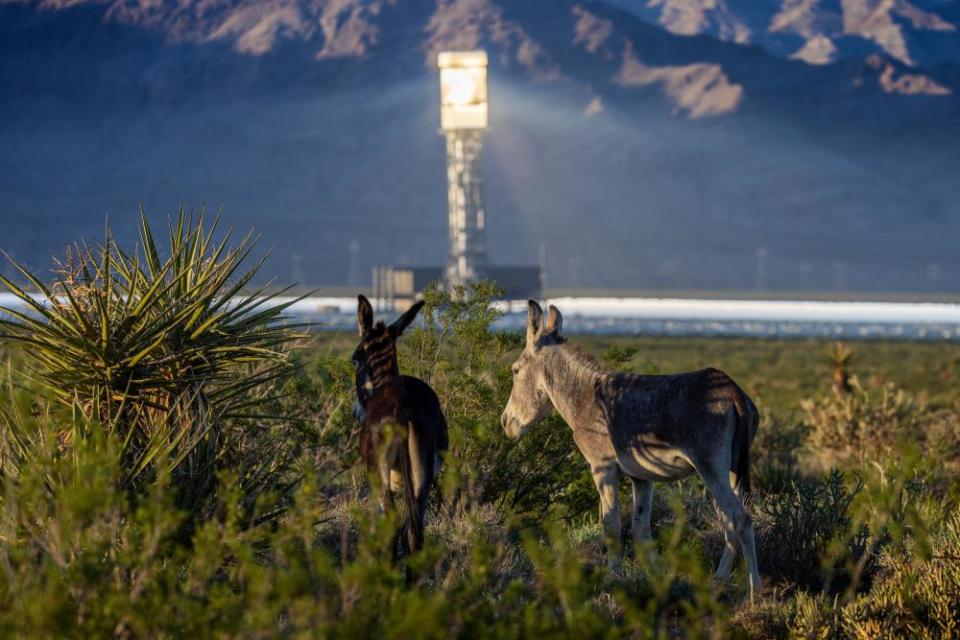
[0,210,303,515]
[731,594,802,639]
[802,377,924,468]
[601,343,640,371]
[751,412,809,492]
[0,415,739,639]
[802,375,960,494]
[836,506,960,638]
[756,469,873,593]
[0,430,185,637]
[783,506,960,639]
[396,281,597,522]
[286,347,359,469]
[924,410,960,477]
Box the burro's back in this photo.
[361,375,448,480]
[601,366,759,491]
[500,300,762,601]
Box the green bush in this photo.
[837,506,960,638]
[0,421,739,639]
[756,469,874,594]
[396,282,597,522]
[783,505,960,639]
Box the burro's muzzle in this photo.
[500,396,536,439]
[352,400,367,424]
[500,410,520,439]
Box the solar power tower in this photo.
[437,51,489,290]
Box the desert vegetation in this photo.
[1,217,959,638]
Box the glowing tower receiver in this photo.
[438,50,488,290]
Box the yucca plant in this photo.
[0,209,306,512]
[829,341,855,395]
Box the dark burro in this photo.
[501,300,762,599]
[352,295,448,557]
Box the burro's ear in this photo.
[389,300,425,337]
[357,295,374,336]
[544,304,562,338]
[526,300,543,345]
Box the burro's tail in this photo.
[398,422,423,555]
[732,391,759,497]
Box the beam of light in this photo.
[441,68,484,107]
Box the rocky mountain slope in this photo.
[603,0,960,67]
[1,0,958,292]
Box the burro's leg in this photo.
[715,520,739,583]
[698,457,762,602]
[375,431,403,557]
[376,453,403,558]
[376,443,396,514]
[378,467,393,512]
[630,477,654,543]
[405,426,430,555]
[591,462,622,571]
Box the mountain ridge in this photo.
[1,0,958,292]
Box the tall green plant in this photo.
[396,282,595,520]
[0,210,304,510]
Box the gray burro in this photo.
[501,300,762,600]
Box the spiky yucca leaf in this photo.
[0,209,306,510]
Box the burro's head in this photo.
[501,300,563,439]
[351,295,424,421]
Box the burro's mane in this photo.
[553,340,613,380]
